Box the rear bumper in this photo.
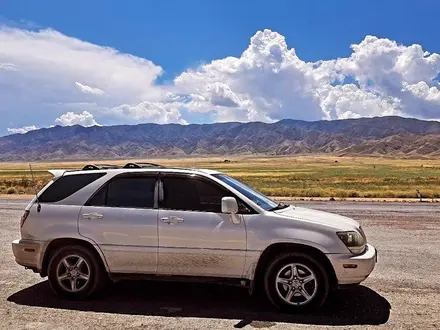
[327,243,377,286]
[12,239,48,271]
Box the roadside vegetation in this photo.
[1,155,440,199]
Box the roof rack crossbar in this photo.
[123,162,164,169]
[82,164,122,170]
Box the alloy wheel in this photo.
[275,262,318,306]
[56,254,91,293]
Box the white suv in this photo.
[12,163,377,312]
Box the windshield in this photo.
[213,174,278,211]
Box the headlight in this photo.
[337,231,366,254]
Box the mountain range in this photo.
[1,116,440,161]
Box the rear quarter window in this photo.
[39,173,106,203]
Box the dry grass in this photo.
[1,155,440,198]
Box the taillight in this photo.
[20,210,30,228]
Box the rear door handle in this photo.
[161,216,184,225]
[83,212,104,220]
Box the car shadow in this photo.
[7,280,390,327]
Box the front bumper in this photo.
[327,243,377,286]
[12,239,47,271]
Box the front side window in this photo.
[87,176,156,208]
[213,174,278,211]
[161,176,232,213]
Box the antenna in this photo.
[29,164,41,213]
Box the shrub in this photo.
[6,187,18,194]
[20,177,32,188]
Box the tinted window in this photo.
[87,183,107,206]
[88,176,156,208]
[161,176,231,212]
[213,174,278,211]
[39,173,105,203]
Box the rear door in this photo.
[79,173,159,274]
[157,173,247,278]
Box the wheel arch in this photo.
[253,242,338,292]
[40,237,109,277]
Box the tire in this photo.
[264,252,329,312]
[47,245,106,299]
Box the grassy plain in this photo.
[1,155,440,198]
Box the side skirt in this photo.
[109,273,250,288]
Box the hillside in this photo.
[1,116,440,161]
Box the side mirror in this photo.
[221,197,238,214]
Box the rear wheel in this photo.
[264,252,329,312]
[48,245,105,299]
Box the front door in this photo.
[157,174,247,278]
[79,173,158,274]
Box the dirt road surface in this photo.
[1,198,439,329]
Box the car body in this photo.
[12,163,377,311]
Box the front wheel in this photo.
[47,245,104,299]
[264,252,329,312]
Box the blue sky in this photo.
[1,0,440,135]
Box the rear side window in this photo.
[39,173,105,203]
[87,176,156,208]
[161,176,232,213]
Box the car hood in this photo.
[273,205,360,231]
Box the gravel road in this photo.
[1,198,439,329]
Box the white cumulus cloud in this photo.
[175,29,440,122]
[55,111,100,127]
[75,82,105,95]
[0,27,163,99]
[109,101,188,125]
[175,30,326,122]
[0,62,17,71]
[7,125,38,134]
[318,84,401,120]
[337,36,440,91]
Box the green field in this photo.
[1,155,440,199]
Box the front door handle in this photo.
[161,216,184,225]
[83,212,104,220]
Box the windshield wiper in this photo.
[269,202,289,211]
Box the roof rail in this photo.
[123,162,164,169]
[82,164,122,171]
